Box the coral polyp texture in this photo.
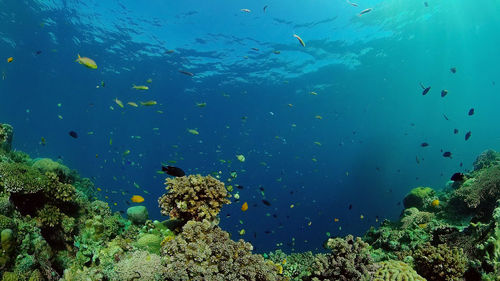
[158,174,231,222]
[2,123,500,280]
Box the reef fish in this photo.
[359,8,373,15]
[465,131,471,141]
[131,195,144,203]
[75,54,97,69]
[450,67,456,73]
[241,202,248,211]
[162,165,186,177]
[420,83,431,95]
[262,199,271,206]
[7,57,13,63]
[443,151,452,158]
[140,101,157,106]
[179,70,194,77]
[69,131,78,139]
[132,85,149,90]
[421,142,429,147]
[441,90,448,97]
[451,172,465,181]
[293,34,306,47]
[468,108,474,116]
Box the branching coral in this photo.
[413,243,467,281]
[161,219,285,281]
[158,175,231,222]
[111,250,164,281]
[372,260,426,281]
[268,249,315,281]
[0,162,48,194]
[308,235,375,281]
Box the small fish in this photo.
[420,83,431,95]
[69,131,78,139]
[188,129,199,135]
[236,185,244,189]
[251,48,259,51]
[454,128,459,134]
[165,49,175,54]
[273,50,281,54]
[127,102,138,107]
[140,101,157,106]
[196,102,207,108]
[236,154,246,162]
[424,2,429,7]
[7,57,13,63]
[131,195,144,203]
[161,165,186,177]
[450,172,465,181]
[263,5,268,12]
[146,78,153,83]
[262,199,271,206]
[75,54,97,69]
[241,202,248,211]
[293,34,306,47]
[359,8,373,16]
[132,85,149,90]
[465,131,471,141]
[179,70,194,76]
[240,8,251,13]
[310,91,318,95]
[450,67,456,73]
[315,115,323,120]
[348,204,352,210]
[314,141,322,146]
[35,50,42,55]
[443,114,449,121]
[114,98,124,108]
[347,0,359,7]
[468,108,474,116]
[443,151,452,158]
[441,90,448,97]
[420,142,429,147]
[416,156,420,164]
[40,137,46,146]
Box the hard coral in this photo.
[308,235,375,281]
[32,158,73,184]
[0,162,48,194]
[268,249,315,281]
[372,260,426,281]
[413,243,467,281]
[111,250,164,281]
[473,149,500,171]
[403,187,435,210]
[158,175,231,222]
[161,219,285,281]
[0,123,13,152]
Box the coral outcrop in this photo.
[413,243,467,281]
[158,174,231,222]
[372,260,426,281]
[0,123,13,152]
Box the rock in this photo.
[127,206,148,225]
[0,123,13,152]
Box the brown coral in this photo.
[161,219,285,281]
[158,175,230,222]
[308,235,375,281]
[413,243,467,281]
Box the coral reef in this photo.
[267,250,315,281]
[413,243,467,281]
[0,123,13,152]
[161,219,285,281]
[403,187,436,210]
[158,174,231,222]
[372,260,426,281]
[127,205,148,225]
[473,149,500,171]
[307,235,375,281]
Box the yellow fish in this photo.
[75,54,97,69]
[114,98,124,108]
[127,102,138,107]
[315,115,323,120]
[132,85,149,90]
[196,102,207,108]
[7,57,13,63]
[314,141,322,146]
[140,100,157,106]
[236,154,245,162]
[188,129,199,135]
[146,78,153,83]
[310,91,318,95]
[293,34,306,47]
[131,195,144,203]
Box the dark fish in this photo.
[443,151,452,158]
[465,131,471,141]
[454,128,459,134]
[451,172,465,181]
[259,187,265,192]
[264,230,271,234]
[236,185,244,189]
[69,131,78,138]
[441,90,448,97]
[262,199,271,206]
[424,2,428,7]
[420,83,431,95]
[468,108,474,116]
[348,204,352,210]
[254,232,257,238]
[421,142,429,147]
[251,48,259,51]
[263,5,268,12]
[161,165,186,177]
[460,162,463,167]
[272,214,277,218]
[443,114,449,121]
[179,70,194,77]
[35,50,42,55]
[450,67,456,73]
[416,155,420,164]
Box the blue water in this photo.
[1,0,500,253]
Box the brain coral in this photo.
[308,235,375,281]
[158,174,231,222]
[161,219,285,281]
[413,243,467,281]
[372,260,426,281]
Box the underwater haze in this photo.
[1,0,500,254]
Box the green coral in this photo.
[45,171,76,202]
[268,249,314,280]
[473,149,500,171]
[1,272,19,281]
[0,162,48,194]
[413,243,467,281]
[36,204,64,228]
[32,157,73,183]
[0,123,13,152]
[158,174,231,222]
[403,187,435,210]
[0,195,13,215]
[110,250,164,281]
[135,233,162,254]
[372,260,426,281]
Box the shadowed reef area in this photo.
[0,123,499,281]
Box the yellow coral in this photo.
[372,260,426,281]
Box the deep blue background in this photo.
[1,0,499,253]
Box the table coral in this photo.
[158,174,231,222]
[161,219,285,281]
[413,243,467,281]
[372,260,426,281]
[308,235,375,281]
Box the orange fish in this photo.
[241,202,248,211]
[131,195,144,203]
[334,218,339,222]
